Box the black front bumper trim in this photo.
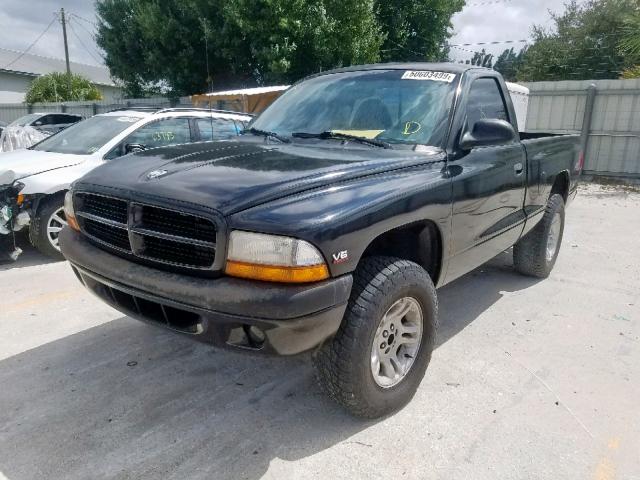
[61,228,352,355]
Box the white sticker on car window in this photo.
[401,71,457,83]
[117,116,141,123]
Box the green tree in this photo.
[96,0,465,96]
[96,0,384,96]
[375,0,465,62]
[467,48,493,68]
[25,72,103,104]
[517,0,637,82]
[493,47,526,81]
[619,10,640,61]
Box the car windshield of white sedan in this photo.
[250,69,457,146]
[32,115,141,155]
[8,113,41,127]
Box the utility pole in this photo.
[60,8,71,96]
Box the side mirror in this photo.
[33,121,43,126]
[125,143,146,154]
[459,119,517,151]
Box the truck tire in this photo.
[30,193,67,260]
[313,256,437,418]
[513,194,565,278]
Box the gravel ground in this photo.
[0,183,638,480]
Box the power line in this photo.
[68,18,104,65]
[1,16,57,70]
[465,0,514,7]
[70,13,99,41]
[71,13,98,28]
[450,39,529,47]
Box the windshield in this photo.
[32,115,142,155]
[251,69,457,146]
[9,113,41,127]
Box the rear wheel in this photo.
[513,194,565,278]
[313,256,437,418]
[30,194,66,260]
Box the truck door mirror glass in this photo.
[459,119,516,150]
[125,143,146,154]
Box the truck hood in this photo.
[75,140,445,216]
[0,148,88,180]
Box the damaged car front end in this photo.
[0,171,28,261]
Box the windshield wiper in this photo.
[292,131,392,149]
[243,127,290,144]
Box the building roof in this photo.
[0,47,115,86]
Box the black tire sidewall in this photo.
[539,195,565,273]
[30,193,66,260]
[341,258,437,416]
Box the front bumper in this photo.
[59,228,352,355]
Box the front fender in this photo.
[229,162,453,278]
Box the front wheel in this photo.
[313,256,437,418]
[30,194,67,260]
[513,194,565,278]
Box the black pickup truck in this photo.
[60,63,581,418]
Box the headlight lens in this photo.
[225,231,329,283]
[64,191,80,231]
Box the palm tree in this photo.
[620,12,640,59]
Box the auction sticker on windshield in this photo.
[401,71,457,83]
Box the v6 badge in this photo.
[332,250,349,264]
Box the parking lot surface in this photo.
[0,183,638,480]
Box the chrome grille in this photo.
[74,192,217,270]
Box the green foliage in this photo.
[620,65,640,79]
[619,11,640,61]
[466,49,493,68]
[375,0,465,62]
[493,47,527,82]
[25,72,103,104]
[517,0,637,82]
[95,0,464,96]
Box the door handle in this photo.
[514,163,524,175]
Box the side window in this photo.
[125,117,192,149]
[35,115,53,126]
[196,118,240,141]
[55,115,81,124]
[105,117,192,160]
[465,78,509,131]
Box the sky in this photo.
[0,0,585,69]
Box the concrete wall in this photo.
[523,79,640,178]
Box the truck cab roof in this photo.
[315,62,491,78]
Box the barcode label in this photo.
[401,71,457,83]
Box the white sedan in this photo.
[0,107,251,259]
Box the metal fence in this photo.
[0,96,193,124]
[524,79,640,178]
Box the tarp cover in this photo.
[0,126,50,152]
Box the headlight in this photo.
[225,231,329,283]
[63,191,80,231]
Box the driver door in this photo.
[445,77,527,283]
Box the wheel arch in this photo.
[359,220,444,285]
